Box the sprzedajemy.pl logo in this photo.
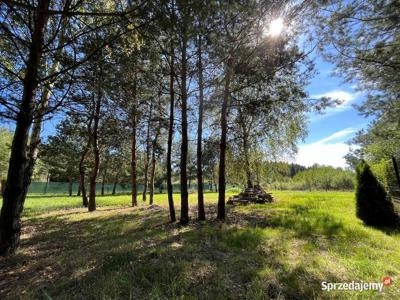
[321,277,393,292]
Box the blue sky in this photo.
[295,56,370,168]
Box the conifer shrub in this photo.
[355,160,399,227]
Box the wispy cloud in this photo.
[295,127,360,168]
[316,127,358,144]
[309,89,361,122]
[313,90,357,105]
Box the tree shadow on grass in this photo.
[366,224,400,236]
[0,203,374,300]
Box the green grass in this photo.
[1,191,400,299]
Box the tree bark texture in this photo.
[179,15,189,224]
[217,61,233,220]
[196,35,205,220]
[167,38,176,222]
[0,0,50,255]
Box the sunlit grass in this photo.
[1,190,399,299]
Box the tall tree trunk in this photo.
[79,119,93,207]
[217,61,233,220]
[150,92,162,205]
[196,35,205,220]
[0,0,50,255]
[392,156,400,191]
[26,15,68,191]
[112,173,119,195]
[68,177,73,197]
[244,146,252,188]
[142,102,153,202]
[77,182,81,196]
[101,158,108,196]
[131,76,138,207]
[0,178,4,196]
[44,173,50,194]
[180,16,189,225]
[88,94,101,212]
[238,109,252,188]
[79,149,89,206]
[167,38,176,222]
[149,141,157,205]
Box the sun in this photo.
[267,18,284,37]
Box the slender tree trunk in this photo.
[150,92,162,205]
[149,142,157,205]
[196,35,205,220]
[79,150,89,206]
[131,76,138,207]
[255,169,260,186]
[167,38,176,222]
[0,0,50,255]
[180,17,189,225]
[26,16,67,189]
[44,173,50,194]
[68,177,73,197]
[77,182,81,196]
[101,181,105,196]
[101,159,108,196]
[392,156,400,191]
[217,61,233,220]
[238,109,252,188]
[142,102,153,202]
[112,173,119,195]
[88,94,101,212]
[79,119,92,207]
[0,178,4,196]
[244,148,252,188]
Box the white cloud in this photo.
[295,127,359,168]
[317,127,358,144]
[309,90,360,122]
[313,90,356,105]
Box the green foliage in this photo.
[268,164,354,191]
[320,1,400,194]
[317,0,400,106]
[293,165,354,191]
[369,159,396,190]
[40,120,83,181]
[355,161,399,227]
[0,127,12,179]
[347,114,400,192]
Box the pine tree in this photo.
[355,161,399,227]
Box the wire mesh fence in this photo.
[27,181,218,195]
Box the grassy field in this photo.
[1,191,400,299]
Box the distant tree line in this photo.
[265,163,354,191]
